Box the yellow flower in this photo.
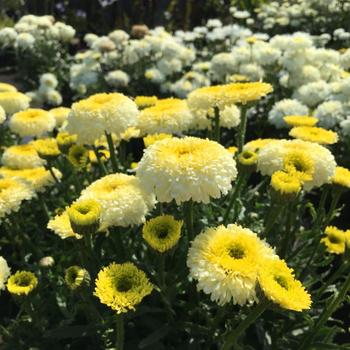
[49,107,70,128]
[238,150,258,170]
[10,108,56,137]
[67,199,101,235]
[289,126,338,145]
[135,96,158,109]
[227,146,238,155]
[130,162,138,170]
[283,115,318,127]
[137,98,193,135]
[78,173,155,229]
[0,167,62,192]
[0,91,30,115]
[258,258,311,312]
[222,82,273,105]
[65,266,90,290]
[88,149,110,164]
[56,132,77,154]
[187,224,276,305]
[33,138,60,160]
[271,171,301,200]
[283,149,314,183]
[331,166,350,190]
[1,144,44,169]
[94,262,153,314]
[0,178,34,220]
[121,126,140,141]
[321,226,346,255]
[7,271,38,296]
[143,133,173,148]
[67,145,89,169]
[228,74,249,83]
[0,82,17,92]
[142,215,183,253]
[47,209,82,239]
[243,138,278,153]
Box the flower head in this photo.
[0,91,30,115]
[137,137,237,204]
[0,167,62,192]
[187,224,276,306]
[321,226,347,255]
[238,150,258,172]
[289,126,338,145]
[48,209,82,239]
[271,171,301,201]
[94,262,153,313]
[142,215,183,253]
[49,107,70,127]
[7,271,38,296]
[1,144,44,169]
[258,258,311,311]
[67,199,101,235]
[331,166,350,190]
[0,178,33,221]
[65,266,90,290]
[56,132,77,154]
[66,93,139,145]
[0,256,11,291]
[137,98,193,135]
[67,145,89,169]
[283,149,314,183]
[143,133,173,148]
[33,138,60,160]
[10,108,56,137]
[79,174,155,229]
[135,96,158,109]
[283,115,318,127]
[257,139,336,191]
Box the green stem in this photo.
[299,272,350,350]
[264,203,285,237]
[223,174,247,225]
[222,300,270,350]
[111,227,125,262]
[47,160,60,184]
[323,190,342,227]
[238,105,248,153]
[116,314,124,350]
[119,140,126,167]
[105,131,119,172]
[279,201,296,258]
[92,146,108,176]
[213,106,221,142]
[315,259,350,302]
[159,254,166,289]
[183,200,194,241]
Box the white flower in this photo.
[0,256,10,291]
[313,101,344,128]
[257,139,336,191]
[220,104,241,128]
[16,32,35,49]
[79,174,155,229]
[40,73,58,89]
[294,81,331,107]
[105,70,130,87]
[239,63,264,81]
[136,137,237,204]
[340,117,350,136]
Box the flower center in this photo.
[274,275,289,290]
[329,234,342,244]
[228,245,245,259]
[116,276,133,292]
[16,276,31,287]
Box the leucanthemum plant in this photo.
[1,13,350,349]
